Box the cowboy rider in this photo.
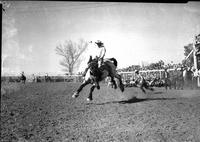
[134,70,154,93]
[82,40,106,89]
[95,40,106,67]
[21,71,25,78]
[134,70,147,93]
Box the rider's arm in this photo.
[102,47,106,58]
[99,47,106,59]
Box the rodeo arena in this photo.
[1,33,200,142]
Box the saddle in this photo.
[90,57,116,79]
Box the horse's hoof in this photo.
[87,97,92,101]
[97,86,100,90]
[72,92,79,98]
[120,85,125,92]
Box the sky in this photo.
[2,1,200,75]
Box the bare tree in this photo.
[55,39,88,75]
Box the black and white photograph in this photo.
[1,1,200,141]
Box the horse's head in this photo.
[87,56,99,76]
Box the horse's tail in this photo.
[109,58,118,67]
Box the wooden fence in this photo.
[1,75,83,83]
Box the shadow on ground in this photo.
[92,97,176,105]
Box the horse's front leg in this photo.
[72,79,91,98]
[87,84,96,101]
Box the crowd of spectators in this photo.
[119,64,200,89]
[117,65,141,72]
[117,62,183,72]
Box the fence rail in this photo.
[1,75,83,83]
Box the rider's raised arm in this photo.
[102,47,106,58]
[99,46,106,59]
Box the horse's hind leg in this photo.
[87,85,96,101]
[114,74,124,92]
[111,77,117,89]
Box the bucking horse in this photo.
[72,56,124,101]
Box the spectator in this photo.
[163,68,171,90]
[192,68,198,89]
[20,71,26,84]
[32,74,36,82]
[171,68,178,89]
[186,67,193,89]
[176,67,184,90]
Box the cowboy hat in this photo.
[95,40,104,48]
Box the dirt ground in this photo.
[1,82,200,142]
